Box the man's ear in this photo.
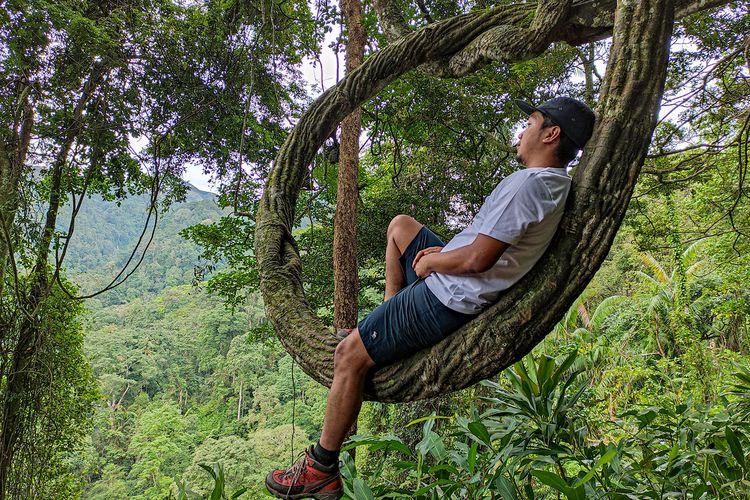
[542,125,561,144]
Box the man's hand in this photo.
[412,235,510,278]
[412,247,442,278]
[412,246,443,273]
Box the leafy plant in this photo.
[174,463,247,500]
[345,352,750,499]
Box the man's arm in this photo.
[413,234,509,278]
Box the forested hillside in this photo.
[2,0,749,498]
[59,187,325,497]
[61,185,221,307]
[81,286,328,498]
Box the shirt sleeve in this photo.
[477,175,554,245]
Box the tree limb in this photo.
[373,0,729,78]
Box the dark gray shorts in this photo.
[358,227,476,366]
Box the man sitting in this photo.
[265,97,596,500]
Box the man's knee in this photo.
[334,330,375,374]
[387,215,422,248]
[387,214,417,236]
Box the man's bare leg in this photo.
[322,215,420,446]
[267,335,373,498]
[384,215,423,300]
[319,329,376,450]
[315,215,419,450]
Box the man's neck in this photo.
[522,152,563,169]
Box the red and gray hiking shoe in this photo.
[265,446,343,499]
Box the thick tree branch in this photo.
[373,0,728,78]
[425,0,571,77]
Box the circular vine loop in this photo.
[256,0,675,402]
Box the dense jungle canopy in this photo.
[1,0,749,497]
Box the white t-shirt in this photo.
[425,167,571,314]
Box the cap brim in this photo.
[514,99,538,116]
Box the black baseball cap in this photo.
[514,97,596,149]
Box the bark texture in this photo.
[333,0,365,329]
[256,0,685,402]
[372,0,726,74]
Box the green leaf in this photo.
[666,442,679,473]
[352,478,376,500]
[416,430,446,460]
[468,441,478,473]
[574,448,617,487]
[494,475,518,500]
[554,349,579,380]
[342,435,412,456]
[208,464,224,500]
[531,469,570,495]
[339,452,358,480]
[726,427,746,470]
[413,479,445,496]
[230,487,247,499]
[404,415,451,428]
[468,420,492,447]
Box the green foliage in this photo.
[347,351,750,498]
[1,276,98,498]
[176,462,247,500]
[179,425,309,497]
[178,436,254,498]
[81,280,328,497]
[127,401,197,498]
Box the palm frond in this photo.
[686,259,709,277]
[638,253,670,284]
[590,295,626,330]
[647,292,671,317]
[634,270,665,289]
[682,238,709,266]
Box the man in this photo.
[265,97,596,499]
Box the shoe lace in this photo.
[281,450,310,494]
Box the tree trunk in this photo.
[237,380,243,420]
[255,0,708,402]
[333,0,365,330]
[0,88,34,298]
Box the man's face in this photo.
[515,111,546,166]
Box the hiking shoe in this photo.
[265,445,343,499]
